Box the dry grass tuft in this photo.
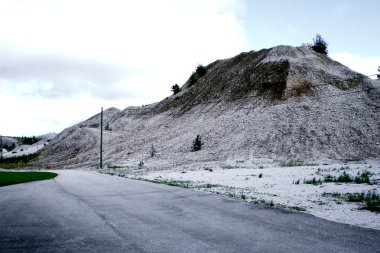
[291,80,313,97]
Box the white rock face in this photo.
[39,45,380,169]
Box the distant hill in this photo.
[37,45,380,169]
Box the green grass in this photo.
[336,171,353,183]
[354,171,372,184]
[0,153,40,169]
[144,179,192,188]
[346,191,380,212]
[303,177,322,185]
[290,206,306,212]
[0,171,58,187]
[323,171,372,184]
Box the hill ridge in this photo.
[37,45,380,169]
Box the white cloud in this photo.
[0,0,249,136]
[330,52,380,79]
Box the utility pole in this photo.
[0,135,3,160]
[100,107,103,169]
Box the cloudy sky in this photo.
[0,0,379,136]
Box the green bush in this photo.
[191,135,203,152]
[171,84,181,95]
[187,65,207,87]
[311,34,328,55]
[188,73,198,87]
[304,177,322,185]
[336,171,353,183]
[354,171,372,184]
[196,65,207,77]
[347,191,380,212]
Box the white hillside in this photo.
[37,45,380,169]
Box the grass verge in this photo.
[0,171,58,187]
[144,179,192,188]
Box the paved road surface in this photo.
[0,170,379,252]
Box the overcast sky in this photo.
[0,0,379,136]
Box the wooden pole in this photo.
[100,107,103,168]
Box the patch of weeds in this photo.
[228,192,235,198]
[251,199,274,207]
[240,194,247,200]
[354,170,372,184]
[199,183,217,189]
[221,165,236,170]
[290,206,306,212]
[336,171,353,183]
[290,79,313,97]
[346,191,380,212]
[108,165,124,169]
[324,174,335,182]
[303,177,322,185]
[145,179,192,188]
[149,145,157,158]
[323,171,371,184]
[342,158,362,163]
[322,192,342,198]
[188,72,198,87]
[282,160,303,167]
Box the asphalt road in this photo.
[0,170,379,253]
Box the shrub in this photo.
[196,65,207,77]
[347,191,380,212]
[354,170,372,184]
[336,171,353,183]
[187,65,206,87]
[171,84,181,95]
[188,73,198,87]
[293,179,300,184]
[258,173,263,178]
[150,145,157,158]
[304,177,322,185]
[311,34,328,55]
[191,135,203,152]
[324,174,335,182]
[138,161,144,169]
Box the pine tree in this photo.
[196,65,207,77]
[311,34,328,55]
[191,135,203,152]
[150,145,157,158]
[171,84,181,95]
